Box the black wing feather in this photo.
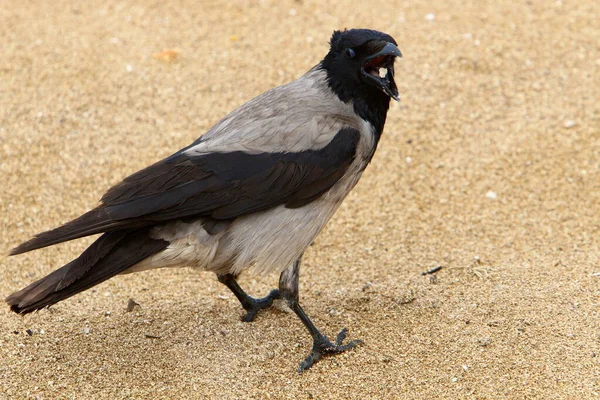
[11,128,361,255]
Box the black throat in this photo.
[319,62,391,143]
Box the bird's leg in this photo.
[279,255,362,372]
[217,273,279,322]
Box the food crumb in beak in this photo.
[379,67,388,78]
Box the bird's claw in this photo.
[241,289,280,322]
[298,328,362,372]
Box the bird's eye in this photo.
[345,48,356,58]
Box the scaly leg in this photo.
[279,255,362,372]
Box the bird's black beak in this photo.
[361,42,402,101]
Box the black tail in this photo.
[6,229,168,314]
[10,207,132,256]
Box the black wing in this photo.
[11,128,361,255]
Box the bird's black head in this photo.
[321,29,402,136]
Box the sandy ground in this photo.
[1,0,599,399]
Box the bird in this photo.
[6,28,401,372]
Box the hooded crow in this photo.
[6,28,402,371]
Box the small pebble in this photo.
[144,334,162,339]
[563,119,576,129]
[425,13,436,21]
[153,49,179,63]
[83,327,90,334]
[127,298,141,312]
[486,190,497,200]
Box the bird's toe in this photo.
[298,329,362,372]
[241,289,280,322]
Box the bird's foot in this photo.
[240,289,280,322]
[298,328,362,372]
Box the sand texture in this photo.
[1,1,599,399]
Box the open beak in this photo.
[362,42,402,101]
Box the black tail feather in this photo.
[6,229,168,314]
[10,207,129,256]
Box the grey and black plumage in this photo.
[6,28,401,371]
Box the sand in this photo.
[1,0,599,399]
